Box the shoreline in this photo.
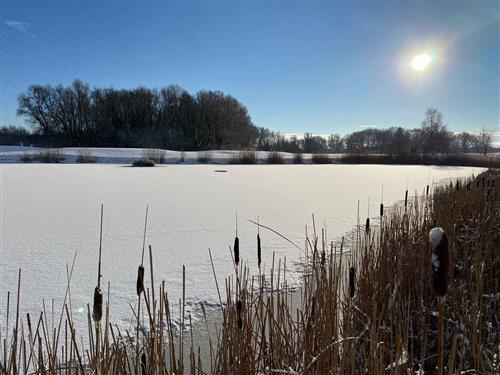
[1,145,498,168]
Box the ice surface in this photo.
[0,163,482,333]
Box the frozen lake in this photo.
[0,164,483,332]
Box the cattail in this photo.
[257,234,262,268]
[404,190,408,208]
[137,206,148,296]
[379,203,384,217]
[429,227,449,297]
[141,352,147,375]
[234,236,240,266]
[365,218,370,232]
[426,185,429,196]
[92,286,103,322]
[136,265,145,296]
[234,213,240,266]
[93,204,104,322]
[348,266,356,298]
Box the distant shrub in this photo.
[198,151,213,163]
[20,153,33,163]
[33,149,65,163]
[340,153,500,168]
[76,149,97,163]
[230,150,257,164]
[132,158,155,167]
[312,153,331,164]
[293,153,304,164]
[143,149,166,164]
[267,151,285,164]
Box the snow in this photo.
[0,163,483,334]
[0,146,344,164]
[429,227,444,250]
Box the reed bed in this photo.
[214,170,499,374]
[0,171,498,374]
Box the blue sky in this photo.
[1,1,498,137]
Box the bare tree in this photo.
[457,132,475,153]
[420,107,450,155]
[476,128,493,155]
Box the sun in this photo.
[411,53,432,71]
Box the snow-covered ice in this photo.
[0,163,483,333]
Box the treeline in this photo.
[12,80,256,149]
[2,80,495,155]
[256,108,494,155]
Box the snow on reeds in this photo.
[0,170,498,373]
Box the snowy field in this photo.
[0,163,484,333]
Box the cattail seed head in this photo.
[136,265,145,296]
[426,185,429,196]
[92,286,103,322]
[234,236,240,265]
[236,300,242,312]
[365,218,370,232]
[141,352,147,375]
[404,190,408,208]
[429,227,449,297]
[257,234,262,268]
[380,203,384,217]
[348,267,356,298]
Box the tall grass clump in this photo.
[230,150,257,164]
[267,151,285,164]
[76,149,97,163]
[312,153,331,164]
[293,153,304,164]
[33,149,65,163]
[143,148,166,164]
[20,153,33,162]
[197,151,213,163]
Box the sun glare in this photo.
[411,53,432,71]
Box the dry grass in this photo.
[312,153,331,164]
[213,170,499,374]
[293,153,304,164]
[143,149,166,164]
[76,149,98,163]
[29,149,65,163]
[1,171,498,373]
[267,151,285,164]
[341,153,500,168]
[197,151,213,163]
[230,150,258,164]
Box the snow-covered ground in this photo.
[0,163,484,334]
[0,146,343,164]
